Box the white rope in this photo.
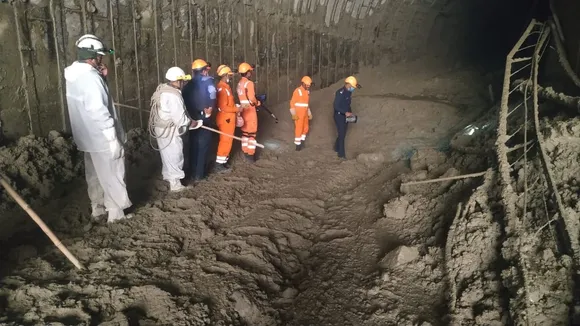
[148,83,190,151]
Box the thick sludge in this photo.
[0,61,576,325]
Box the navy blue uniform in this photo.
[333,87,352,158]
[182,74,217,180]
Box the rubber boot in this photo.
[169,179,186,192]
[107,208,131,223]
[214,163,230,173]
[295,144,302,151]
[244,154,255,163]
[91,203,106,218]
[188,175,207,186]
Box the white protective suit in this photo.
[149,84,191,191]
[64,61,132,222]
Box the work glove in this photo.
[308,114,313,120]
[103,128,123,160]
[236,104,242,112]
[292,115,299,121]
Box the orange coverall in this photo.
[216,80,238,164]
[237,77,259,155]
[290,86,311,145]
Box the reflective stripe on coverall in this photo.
[290,86,311,145]
[216,81,237,164]
[64,61,131,216]
[155,89,191,181]
[237,77,258,155]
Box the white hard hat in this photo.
[75,34,110,55]
[165,67,191,81]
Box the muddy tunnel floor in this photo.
[0,61,498,325]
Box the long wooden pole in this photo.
[200,125,265,149]
[114,102,266,149]
[0,176,83,270]
[401,171,487,186]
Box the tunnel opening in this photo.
[464,0,552,71]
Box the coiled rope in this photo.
[148,83,190,151]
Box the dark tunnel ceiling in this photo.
[320,0,538,67]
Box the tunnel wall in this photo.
[0,0,495,140]
[0,0,379,140]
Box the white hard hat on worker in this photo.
[75,34,113,77]
[165,66,192,90]
[76,34,112,55]
[166,67,188,81]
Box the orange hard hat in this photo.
[301,76,312,86]
[217,64,234,76]
[238,62,254,74]
[345,76,361,88]
[192,59,209,70]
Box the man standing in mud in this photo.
[64,34,132,223]
[182,59,216,183]
[333,76,361,160]
[149,67,203,192]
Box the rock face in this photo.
[379,246,419,270]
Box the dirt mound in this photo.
[0,131,83,241]
[0,129,157,248]
[0,131,81,209]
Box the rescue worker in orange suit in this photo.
[290,76,313,151]
[236,62,260,162]
[333,76,360,160]
[214,65,239,172]
[182,59,216,182]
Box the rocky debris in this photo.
[379,246,419,270]
[356,152,386,167]
[384,197,410,220]
[280,287,299,299]
[410,148,447,172]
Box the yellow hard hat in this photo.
[191,59,209,71]
[301,76,313,86]
[345,76,360,88]
[217,64,234,77]
[238,62,254,74]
